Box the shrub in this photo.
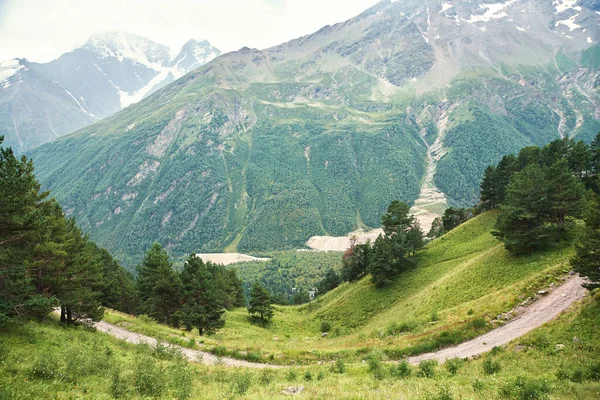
[320,321,332,333]
[154,342,183,361]
[424,386,453,400]
[472,379,486,392]
[483,358,501,375]
[389,360,412,378]
[467,309,474,315]
[332,359,346,374]
[366,352,385,380]
[231,371,252,396]
[134,354,165,397]
[304,371,313,381]
[317,371,325,381]
[259,369,276,386]
[490,346,504,356]
[286,369,298,381]
[386,321,417,336]
[245,350,262,363]
[213,346,228,357]
[418,360,438,378]
[445,358,463,376]
[431,311,440,322]
[500,376,551,400]
[470,318,487,330]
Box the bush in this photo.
[245,350,262,363]
[418,360,438,378]
[320,321,332,333]
[424,386,453,400]
[286,369,298,381]
[134,354,165,397]
[213,346,228,357]
[366,352,385,380]
[386,321,417,336]
[500,376,551,400]
[472,379,486,392]
[389,360,412,378]
[431,311,440,322]
[154,342,184,361]
[231,371,252,396]
[332,358,346,374]
[304,371,313,381]
[445,358,463,376]
[470,317,487,330]
[317,371,325,381]
[259,369,276,386]
[483,358,501,375]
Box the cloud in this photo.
[0,0,380,62]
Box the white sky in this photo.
[0,0,381,62]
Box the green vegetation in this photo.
[248,282,274,322]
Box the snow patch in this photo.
[517,26,528,31]
[465,0,518,24]
[553,0,581,14]
[65,89,90,115]
[423,34,429,43]
[0,59,23,83]
[555,14,581,31]
[588,37,593,43]
[440,2,453,13]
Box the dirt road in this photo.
[94,321,279,369]
[408,275,586,364]
[94,275,586,368]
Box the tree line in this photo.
[331,200,425,289]
[1,136,137,326]
[1,136,274,332]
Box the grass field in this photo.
[103,211,579,364]
[1,290,599,399]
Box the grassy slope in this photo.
[104,211,579,363]
[2,291,599,399]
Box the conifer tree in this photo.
[248,282,274,321]
[177,256,225,335]
[571,187,600,289]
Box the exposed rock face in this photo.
[30,0,600,268]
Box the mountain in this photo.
[0,32,221,153]
[30,0,600,268]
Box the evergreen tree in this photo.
[136,243,181,325]
[292,288,310,305]
[381,200,412,236]
[318,268,341,293]
[494,154,520,205]
[341,242,370,282]
[591,132,600,177]
[248,282,274,321]
[177,256,225,335]
[427,217,445,239]
[442,207,470,232]
[493,164,550,253]
[368,235,403,288]
[571,188,600,289]
[480,165,498,210]
[568,140,590,179]
[545,159,585,233]
[517,146,542,169]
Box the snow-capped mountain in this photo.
[0,32,220,153]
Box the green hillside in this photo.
[103,211,579,363]
[28,0,600,269]
[2,211,599,399]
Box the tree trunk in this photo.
[66,307,73,325]
[60,306,66,323]
[199,327,203,336]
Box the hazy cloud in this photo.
[0,0,380,62]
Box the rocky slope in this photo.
[0,32,220,153]
[30,0,600,267]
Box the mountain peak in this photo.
[84,31,171,66]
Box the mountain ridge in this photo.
[30,0,600,268]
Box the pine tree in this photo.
[545,159,585,233]
[571,188,600,289]
[368,235,402,288]
[177,256,225,335]
[480,165,498,210]
[568,140,590,179]
[136,243,180,325]
[591,132,600,177]
[493,164,550,253]
[248,282,274,322]
[341,242,370,282]
[381,200,412,236]
[318,268,341,293]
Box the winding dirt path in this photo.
[408,275,587,364]
[94,276,586,368]
[94,321,279,369]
